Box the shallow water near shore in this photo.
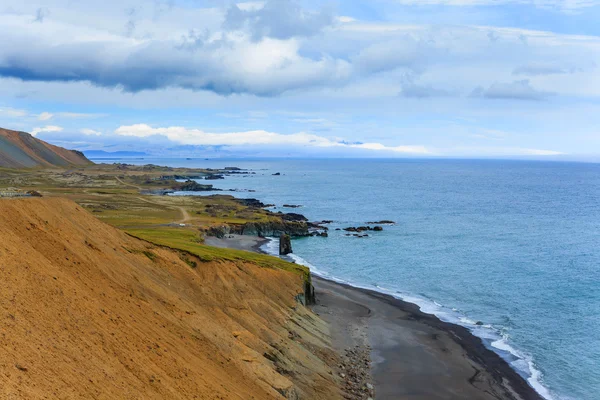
[96,157,600,400]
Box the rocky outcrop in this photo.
[344,226,383,232]
[175,179,216,191]
[240,220,310,237]
[279,234,293,255]
[205,219,311,238]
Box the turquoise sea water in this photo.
[97,158,600,400]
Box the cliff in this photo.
[0,198,340,399]
[0,127,91,168]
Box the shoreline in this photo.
[312,275,543,400]
[218,234,545,400]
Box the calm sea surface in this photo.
[96,157,600,400]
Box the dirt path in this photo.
[114,177,191,225]
[115,176,142,191]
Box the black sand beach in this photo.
[312,276,543,400]
[211,234,543,400]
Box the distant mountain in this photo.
[0,127,92,168]
[83,150,148,158]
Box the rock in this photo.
[272,172,281,176]
[476,321,484,326]
[366,220,396,224]
[373,226,383,231]
[366,383,373,390]
[282,204,302,208]
[175,180,215,192]
[279,234,293,255]
[281,213,309,222]
[204,174,225,180]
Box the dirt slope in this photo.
[0,128,91,168]
[0,198,340,399]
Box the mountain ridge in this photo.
[0,127,91,168]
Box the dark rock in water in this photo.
[281,213,309,222]
[321,220,334,224]
[476,321,484,326]
[205,174,225,180]
[279,234,293,255]
[373,226,383,231]
[175,180,215,192]
[224,167,242,171]
[366,220,396,224]
[319,232,328,237]
[272,172,281,176]
[283,204,302,208]
[335,228,341,231]
[236,198,268,208]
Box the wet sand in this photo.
[312,276,543,400]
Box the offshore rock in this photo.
[279,234,293,255]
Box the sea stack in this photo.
[279,233,293,255]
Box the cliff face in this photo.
[0,198,339,399]
[0,127,91,168]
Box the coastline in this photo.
[217,234,544,400]
[312,275,543,400]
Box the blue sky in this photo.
[0,0,599,159]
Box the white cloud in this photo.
[38,112,54,121]
[391,0,597,12]
[31,125,63,136]
[0,107,28,118]
[114,124,431,154]
[80,128,102,136]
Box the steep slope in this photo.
[0,127,91,168]
[0,198,340,399]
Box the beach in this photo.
[312,276,543,400]
[213,234,544,400]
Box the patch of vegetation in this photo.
[142,250,157,261]
[126,227,310,283]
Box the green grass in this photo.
[125,227,310,281]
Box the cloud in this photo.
[0,14,351,96]
[512,63,582,76]
[471,79,553,100]
[114,124,431,154]
[0,107,28,118]
[31,125,63,136]
[223,0,335,41]
[38,112,53,121]
[33,8,50,23]
[400,82,451,98]
[80,128,102,136]
[390,0,598,12]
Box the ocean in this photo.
[96,157,600,400]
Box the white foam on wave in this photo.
[260,237,557,400]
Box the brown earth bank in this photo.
[312,276,544,400]
[0,128,91,168]
[0,198,342,399]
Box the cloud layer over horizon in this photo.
[0,0,598,158]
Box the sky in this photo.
[0,0,599,159]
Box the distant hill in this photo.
[0,127,92,168]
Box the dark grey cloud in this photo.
[471,79,553,101]
[0,35,350,96]
[223,0,334,41]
